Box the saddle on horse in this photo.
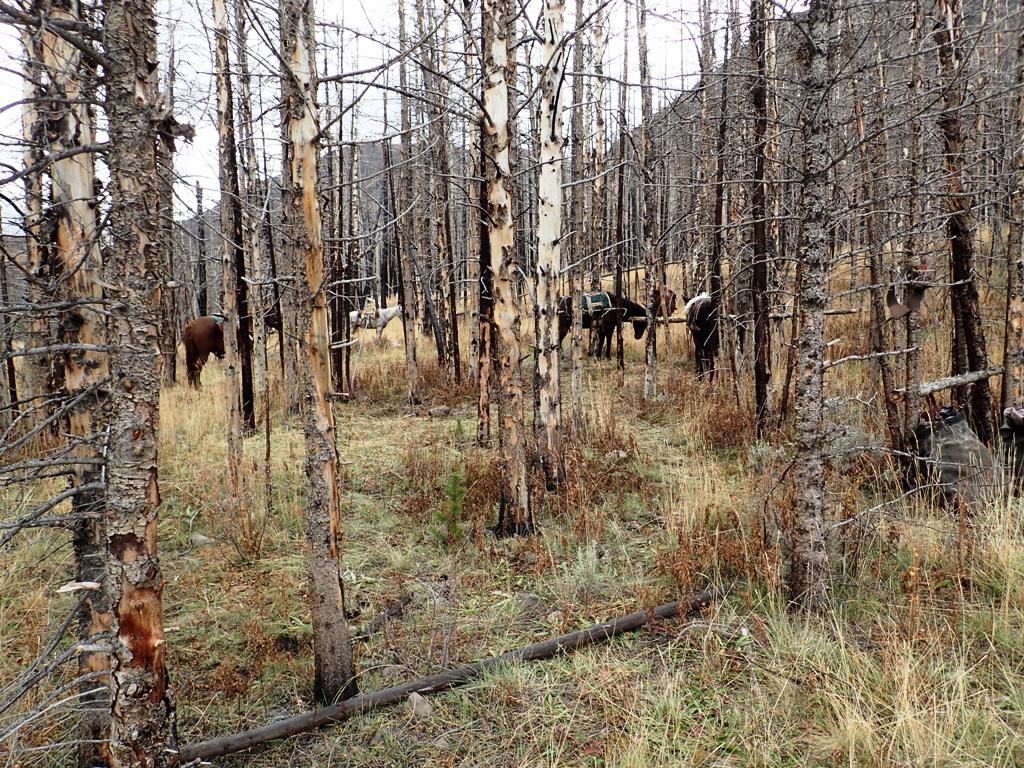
[581,292,613,316]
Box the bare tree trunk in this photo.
[38,2,112,760]
[934,0,993,444]
[234,0,269,419]
[416,1,461,383]
[206,7,250,434]
[535,0,566,489]
[277,8,304,416]
[157,41,177,388]
[638,0,659,399]
[102,0,175,759]
[614,3,630,388]
[345,112,361,393]
[852,74,901,450]
[568,0,592,432]
[693,0,714,291]
[0,231,18,432]
[463,0,481,387]
[396,0,421,404]
[903,0,924,437]
[788,0,832,613]
[214,0,255,554]
[1002,28,1024,406]
[20,23,61,434]
[280,0,356,703]
[750,0,772,436]
[195,182,208,317]
[483,0,532,536]
[708,22,730,381]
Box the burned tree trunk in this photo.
[280,0,356,704]
[567,0,590,433]
[749,0,772,435]
[396,0,421,404]
[934,0,993,444]
[535,0,566,489]
[1002,28,1024,406]
[234,0,269,419]
[101,0,175,760]
[157,45,177,387]
[195,182,208,317]
[214,0,255,553]
[483,0,532,535]
[638,0,660,400]
[788,0,833,613]
[39,1,112,760]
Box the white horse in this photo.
[349,304,403,339]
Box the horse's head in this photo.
[630,317,648,339]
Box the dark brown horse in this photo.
[183,315,226,388]
[557,292,648,359]
[683,293,719,379]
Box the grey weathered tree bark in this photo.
[534,0,566,489]
[279,0,357,703]
[934,0,993,444]
[396,0,421,404]
[567,0,589,433]
[749,0,772,436]
[638,0,660,400]
[213,0,256,553]
[788,0,833,613]
[157,39,177,388]
[38,1,112,760]
[1002,25,1024,407]
[195,182,208,317]
[234,0,269,420]
[483,0,532,535]
[101,0,175,760]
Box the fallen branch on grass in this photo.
[353,594,413,642]
[893,366,1004,398]
[174,588,721,765]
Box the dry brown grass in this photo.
[3,277,1023,766]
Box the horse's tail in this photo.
[183,326,200,388]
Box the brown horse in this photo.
[182,315,225,388]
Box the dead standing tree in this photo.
[934,0,994,444]
[279,0,357,703]
[788,0,834,613]
[483,0,532,535]
[749,0,772,435]
[535,0,567,489]
[102,0,176,759]
[31,0,114,758]
[396,0,421,404]
[638,0,660,400]
[213,0,258,552]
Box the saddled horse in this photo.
[556,292,648,359]
[683,293,719,379]
[349,304,403,340]
[183,315,226,388]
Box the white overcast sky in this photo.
[0,0,776,223]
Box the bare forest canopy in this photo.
[1,0,1023,765]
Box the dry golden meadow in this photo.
[3,260,1023,766]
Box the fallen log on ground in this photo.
[175,587,720,765]
[893,367,1004,397]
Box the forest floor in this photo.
[4,313,1024,767]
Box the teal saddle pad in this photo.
[581,292,612,314]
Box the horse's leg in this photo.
[195,351,210,387]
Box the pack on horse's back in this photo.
[581,291,613,315]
